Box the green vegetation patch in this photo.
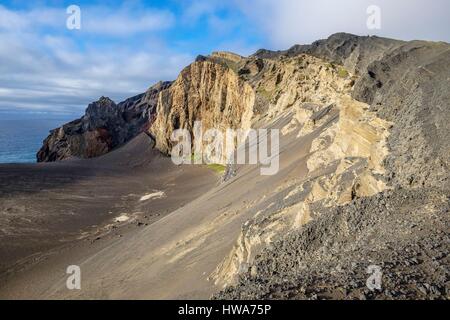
[256,87,274,101]
[207,164,226,174]
[191,153,203,163]
[337,67,349,78]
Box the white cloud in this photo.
[0,5,28,29]
[235,0,450,48]
[0,1,448,115]
[0,33,192,112]
[0,4,175,36]
[180,0,222,24]
[0,5,64,31]
[81,7,175,36]
[0,5,190,113]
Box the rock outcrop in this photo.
[37,81,171,162]
[253,33,404,76]
[150,59,255,156]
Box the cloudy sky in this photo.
[0,0,448,117]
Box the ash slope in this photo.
[0,133,217,274]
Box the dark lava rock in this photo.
[37,81,172,162]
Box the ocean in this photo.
[0,118,73,163]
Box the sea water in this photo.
[0,118,73,163]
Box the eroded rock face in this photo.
[210,54,392,288]
[353,41,450,190]
[255,33,450,190]
[150,60,255,155]
[37,81,171,162]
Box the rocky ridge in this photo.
[37,81,171,162]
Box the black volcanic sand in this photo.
[0,133,218,278]
[0,107,316,299]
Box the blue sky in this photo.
[0,0,448,117]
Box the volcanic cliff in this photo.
[28,33,449,300]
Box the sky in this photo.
[0,0,448,117]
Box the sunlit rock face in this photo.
[150,59,255,157]
[204,53,393,288]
